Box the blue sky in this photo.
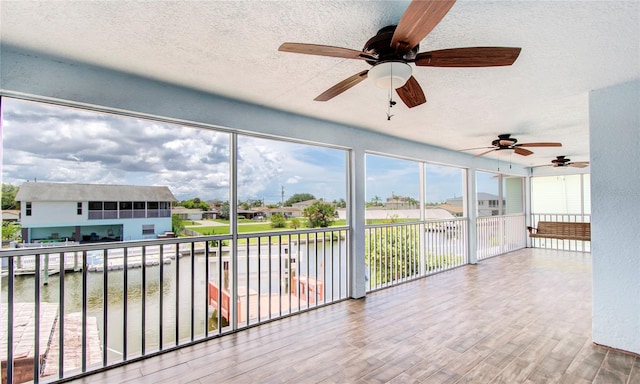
[1,98,497,204]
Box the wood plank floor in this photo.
[68,248,639,384]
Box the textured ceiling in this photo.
[1,0,638,167]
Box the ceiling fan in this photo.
[462,134,562,158]
[278,0,521,108]
[533,155,590,168]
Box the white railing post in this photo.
[229,132,239,329]
[419,163,426,276]
[349,148,366,298]
[466,169,478,264]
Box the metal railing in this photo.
[0,227,349,383]
[477,214,527,260]
[425,218,468,275]
[529,213,591,252]
[365,218,469,292]
[365,222,421,291]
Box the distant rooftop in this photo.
[15,182,177,202]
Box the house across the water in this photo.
[15,182,177,243]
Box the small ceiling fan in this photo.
[278,0,521,108]
[533,155,590,168]
[461,134,562,158]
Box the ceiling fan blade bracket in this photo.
[391,0,457,55]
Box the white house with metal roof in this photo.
[15,182,177,243]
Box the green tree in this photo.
[333,198,346,208]
[290,217,301,229]
[2,221,21,242]
[2,184,19,210]
[219,202,230,220]
[270,213,287,228]
[178,198,210,210]
[284,193,315,207]
[303,201,335,228]
[366,195,383,208]
[171,214,185,236]
[405,196,419,208]
[366,227,419,285]
[244,199,263,208]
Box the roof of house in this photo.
[15,182,177,202]
[436,204,464,215]
[477,192,500,200]
[172,207,204,214]
[2,210,20,220]
[291,199,320,208]
[447,193,499,202]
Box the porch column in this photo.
[590,80,640,355]
[466,168,478,264]
[524,173,532,248]
[349,147,366,298]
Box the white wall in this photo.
[590,80,640,354]
[20,201,171,241]
[120,218,172,241]
[21,201,84,226]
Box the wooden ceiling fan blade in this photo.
[395,76,426,108]
[474,148,498,158]
[514,147,533,156]
[314,70,369,102]
[415,47,522,67]
[391,0,456,54]
[570,162,590,168]
[279,43,372,60]
[517,142,562,148]
[460,146,494,152]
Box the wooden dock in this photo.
[208,277,324,324]
[0,303,101,382]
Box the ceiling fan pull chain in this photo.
[387,88,396,120]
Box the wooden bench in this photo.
[527,221,591,241]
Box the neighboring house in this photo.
[435,203,464,217]
[260,207,302,219]
[1,210,20,222]
[172,206,205,221]
[291,199,320,210]
[447,193,505,217]
[15,182,177,243]
[202,210,218,220]
[237,209,262,220]
[424,208,456,220]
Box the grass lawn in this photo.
[185,219,348,237]
[184,218,420,236]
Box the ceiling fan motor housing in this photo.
[552,156,570,166]
[363,25,419,65]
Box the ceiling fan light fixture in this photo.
[368,61,412,89]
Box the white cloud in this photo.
[286,176,301,184]
[2,98,348,202]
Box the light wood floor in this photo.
[68,248,639,384]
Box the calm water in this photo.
[0,240,348,364]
